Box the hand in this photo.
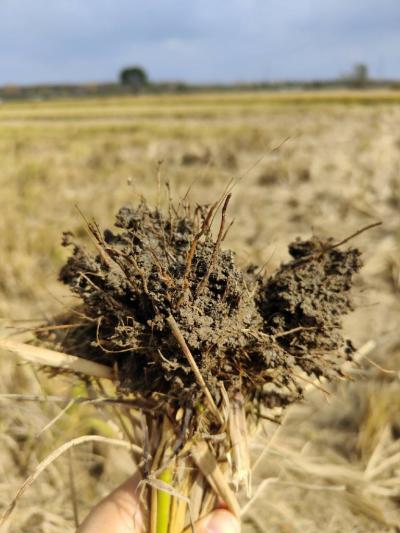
[77,472,240,532]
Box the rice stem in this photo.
[0,338,113,380]
[157,464,173,533]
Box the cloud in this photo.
[0,0,399,84]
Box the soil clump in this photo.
[42,199,362,434]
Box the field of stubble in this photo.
[0,91,399,532]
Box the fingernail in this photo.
[204,509,240,532]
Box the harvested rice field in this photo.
[0,91,399,532]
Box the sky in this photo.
[1,0,399,85]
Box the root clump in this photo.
[48,198,361,433]
[26,195,366,529]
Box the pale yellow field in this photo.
[0,92,399,532]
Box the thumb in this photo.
[194,509,240,533]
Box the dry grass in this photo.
[0,91,399,532]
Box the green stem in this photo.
[156,465,173,533]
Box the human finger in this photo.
[77,471,144,533]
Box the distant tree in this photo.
[119,66,148,93]
[350,63,369,88]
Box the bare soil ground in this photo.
[0,92,399,532]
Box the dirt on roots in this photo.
[40,197,362,438]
